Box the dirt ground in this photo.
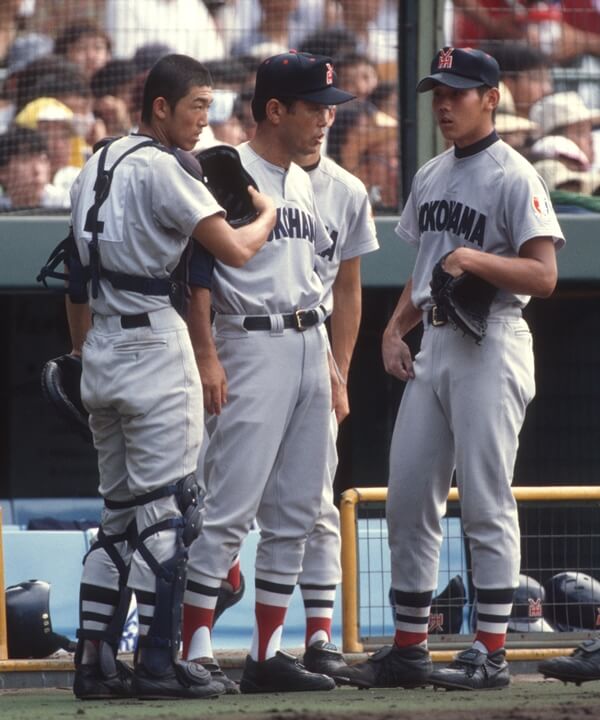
[1,678,600,720]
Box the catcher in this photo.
[38,53,275,702]
[351,47,564,691]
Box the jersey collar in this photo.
[454,130,499,159]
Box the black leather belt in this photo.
[121,312,151,329]
[243,308,321,332]
[427,305,447,326]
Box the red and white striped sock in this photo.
[250,572,296,661]
[181,573,221,660]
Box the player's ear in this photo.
[485,87,500,113]
[265,98,284,125]
[153,96,170,121]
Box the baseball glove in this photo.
[41,354,92,442]
[195,144,259,228]
[430,253,497,343]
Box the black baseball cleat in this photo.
[538,638,600,685]
[239,650,336,693]
[214,572,246,623]
[73,659,134,699]
[190,656,240,694]
[429,647,510,691]
[346,644,433,689]
[133,659,226,699]
[303,640,372,688]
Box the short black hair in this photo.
[14,55,83,111]
[141,53,212,124]
[91,59,137,98]
[54,20,111,56]
[0,126,47,166]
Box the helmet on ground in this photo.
[543,571,600,631]
[508,574,555,632]
[428,575,467,634]
[6,579,73,658]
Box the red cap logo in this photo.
[325,62,334,85]
[438,48,454,70]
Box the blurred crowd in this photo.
[3,1,600,213]
[449,1,600,212]
[0,0,399,213]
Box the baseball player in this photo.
[294,112,379,682]
[179,51,355,694]
[185,108,380,688]
[350,47,564,691]
[65,53,275,700]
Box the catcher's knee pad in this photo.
[105,474,204,548]
[111,475,203,676]
[76,523,136,676]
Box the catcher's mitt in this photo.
[195,144,259,228]
[430,254,497,343]
[41,354,92,442]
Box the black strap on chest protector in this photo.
[84,138,158,298]
[38,137,182,302]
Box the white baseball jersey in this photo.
[396,137,564,309]
[309,155,379,314]
[209,142,331,315]
[70,134,224,316]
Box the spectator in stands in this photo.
[298,27,359,61]
[533,157,594,195]
[105,0,225,62]
[328,100,398,209]
[452,1,600,68]
[236,87,258,142]
[529,91,600,170]
[495,81,538,153]
[482,42,552,120]
[230,0,297,59]
[0,33,54,133]
[203,58,256,92]
[132,43,175,75]
[529,134,591,171]
[54,21,112,81]
[0,125,69,210]
[90,59,137,137]
[333,0,397,68]
[369,80,397,119]
[217,0,337,55]
[207,89,247,147]
[0,0,23,67]
[14,97,84,195]
[335,53,379,102]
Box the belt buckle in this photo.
[294,309,309,331]
[431,305,446,327]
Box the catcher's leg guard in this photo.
[128,475,223,699]
[74,523,136,699]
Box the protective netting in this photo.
[0,0,400,213]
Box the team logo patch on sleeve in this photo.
[532,194,550,217]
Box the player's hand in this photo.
[248,186,276,220]
[441,247,473,278]
[196,351,228,415]
[382,329,414,381]
[328,352,350,424]
[333,381,350,424]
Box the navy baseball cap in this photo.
[417,47,500,93]
[252,51,355,116]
